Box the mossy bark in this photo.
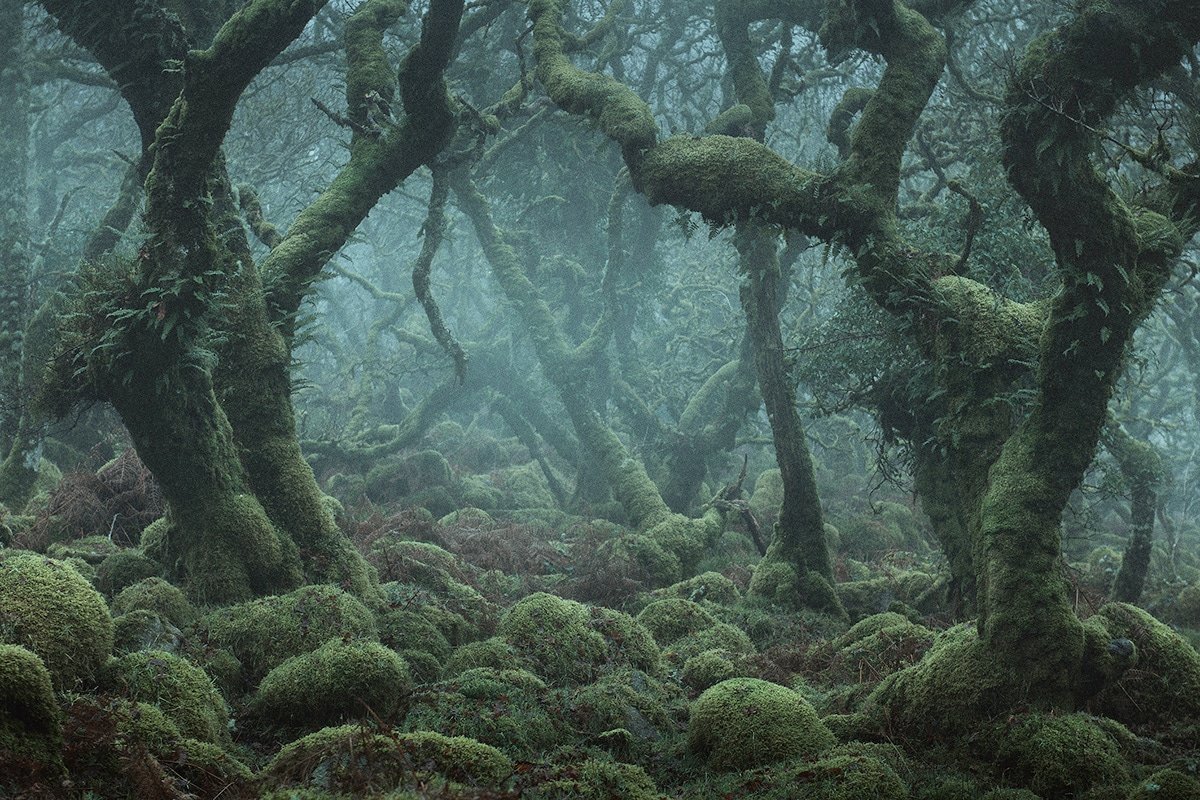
[1104,423,1162,604]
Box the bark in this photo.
[1104,423,1162,604]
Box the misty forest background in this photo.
[3,0,1200,798]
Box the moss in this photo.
[1128,769,1200,799]
[0,644,63,773]
[682,742,909,799]
[568,668,681,756]
[437,506,497,528]
[994,712,1130,797]
[1091,602,1200,724]
[93,549,165,596]
[682,649,747,693]
[249,639,412,731]
[112,609,184,655]
[110,576,195,627]
[498,592,608,686]
[636,598,719,645]
[687,678,835,772]
[380,584,482,646]
[523,752,666,800]
[668,621,754,662]
[1173,583,1200,627]
[198,584,377,685]
[365,450,452,502]
[391,730,512,786]
[403,667,563,759]
[103,650,230,746]
[588,605,662,674]
[494,462,557,510]
[165,737,254,797]
[0,552,114,688]
[45,534,122,562]
[654,571,743,605]
[441,636,520,677]
[396,648,441,683]
[377,607,452,663]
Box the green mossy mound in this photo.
[441,636,520,677]
[520,750,666,799]
[681,648,754,693]
[568,668,682,760]
[381,580,484,646]
[0,552,113,688]
[637,598,719,645]
[1091,602,1200,725]
[680,742,910,799]
[815,612,936,711]
[0,644,63,778]
[45,534,121,563]
[102,650,231,746]
[835,501,925,560]
[260,724,511,793]
[1173,584,1200,628]
[198,584,377,686]
[111,609,184,655]
[93,549,164,596]
[110,576,195,627]
[498,592,658,686]
[652,571,743,605]
[994,712,1131,797]
[402,667,563,759]
[377,606,452,663]
[249,639,413,731]
[1128,769,1200,799]
[687,677,835,772]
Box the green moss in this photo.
[198,584,377,685]
[653,571,742,606]
[45,534,122,562]
[110,576,195,626]
[636,599,719,645]
[1128,769,1200,799]
[568,668,681,757]
[402,667,563,759]
[441,636,520,677]
[682,649,746,692]
[1092,602,1200,724]
[681,743,909,799]
[588,605,662,674]
[93,549,164,595]
[103,649,230,746]
[165,737,254,797]
[377,607,452,663]
[669,621,754,662]
[0,644,63,773]
[249,639,412,731]
[396,648,440,683]
[437,506,497,528]
[494,462,557,509]
[112,609,184,655]
[1173,584,1200,627]
[0,552,113,688]
[687,678,835,772]
[994,712,1130,797]
[498,592,607,686]
[523,752,666,800]
[392,730,512,786]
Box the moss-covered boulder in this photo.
[110,576,195,627]
[441,637,520,677]
[688,678,835,772]
[260,724,511,794]
[681,648,753,693]
[249,639,412,731]
[637,598,719,645]
[93,549,164,596]
[521,751,666,799]
[0,552,113,688]
[994,712,1131,797]
[1129,769,1200,799]
[103,650,231,746]
[568,668,682,759]
[198,584,377,686]
[377,607,453,663]
[1091,602,1200,724]
[0,644,63,778]
[680,742,909,799]
[402,667,563,759]
[652,571,743,606]
[498,592,657,686]
[112,609,185,655]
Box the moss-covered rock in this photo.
[568,668,681,758]
[522,751,666,799]
[198,584,377,686]
[377,607,452,664]
[0,644,63,775]
[249,639,412,731]
[680,742,909,799]
[93,549,164,596]
[402,667,563,759]
[688,677,835,772]
[45,533,120,563]
[493,463,557,509]
[0,552,113,688]
[441,636,520,677]
[637,598,719,645]
[110,576,195,627]
[668,621,754,662]
[112,609,185,655]
[1128,769,1200,799]
[102,650,230,746]
[681,648,751,693]
[994,712,1131,797]
[1172,583,1200,628]
[653,571,743,606]
[1091,602,1200,724]
[497,592,607,686]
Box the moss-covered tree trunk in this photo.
[1104,423,1162,604]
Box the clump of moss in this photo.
[377,607,452,662]
[680,742,910,799]
[111,609,184,655]
[520,749,666,799]
[568,667,682,760]
[682,648,753,693]
[163,738,254,798]
[0,644,63,777]
[687,677,835,772]
[45,534,120,562]
[249,639,412,731]
[260,724,511,794]
[380,581,485,646]
[493,463,557,509]
[93,549,164,596]
[1172,583,1200,628]
[652,571,743,606]
[198,584,377,686]
[637,598,719,645]
[994,712,1130,797]
[0,552,113,688]
[1129,769,1200,799]
[402,667,563,759]
[814,612,935,711]
[102,650,231,746]
[110,576,195,627]
[441,637,520,677]
[497,592,607,686]
[1091,602,1200,724]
